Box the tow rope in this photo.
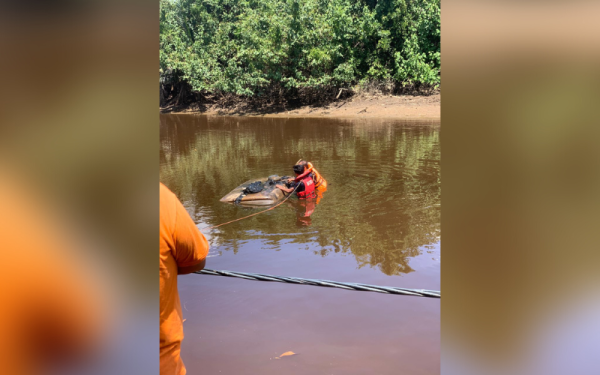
[200,184,299,232]
[196,269,440,298]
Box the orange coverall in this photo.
[160,183,209,375]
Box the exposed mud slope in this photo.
[161,93,440,120]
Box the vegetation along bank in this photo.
[160,0,440,114]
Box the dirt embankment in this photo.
[160,93,440,120]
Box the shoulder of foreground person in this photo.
[160,183,209,274]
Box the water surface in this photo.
[160,114,440,374]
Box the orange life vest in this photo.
[294,162,327,190]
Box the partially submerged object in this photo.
[220,175,292,206]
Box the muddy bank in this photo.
[160,93,440,120]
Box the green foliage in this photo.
[160,0,440,97]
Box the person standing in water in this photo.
[276,160,327,198]
[160,183,209,375]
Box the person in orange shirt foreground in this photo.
[160,183,209,375]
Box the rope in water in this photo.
[195,269,440,298]
[200,184,299,232]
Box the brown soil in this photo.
[160,93,440,120]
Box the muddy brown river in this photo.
[160,114,440,375]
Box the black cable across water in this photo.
[195,269,440,298]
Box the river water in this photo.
[160,114,440,375]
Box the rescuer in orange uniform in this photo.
[276,160,327,198]
[160,183,209,375]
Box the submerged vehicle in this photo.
[220,175,293,206]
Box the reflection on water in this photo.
[289,198,318,227]
[161,114,440,375]
[160,114,440,276]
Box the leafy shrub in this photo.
[160,0,440,103]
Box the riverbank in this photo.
[160,93,440,120]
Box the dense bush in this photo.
[160,0,440,105]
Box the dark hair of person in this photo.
[293,164,305,174]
